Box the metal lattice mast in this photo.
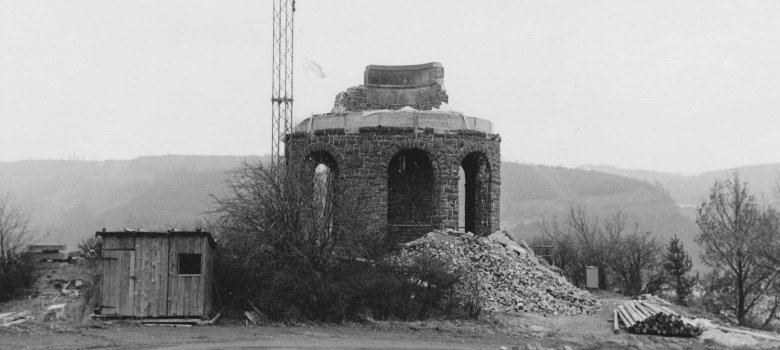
[271,0,295,169]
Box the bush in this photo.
[213,162,480,322]
[215,241,479,322]
[0,193,35,302]
[355,254,481,321]
[78,237,102,258]
[534,205,665,295]
[0,254,35,301]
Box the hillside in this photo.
[1,156,700,268]
[500,163,701,268]
[581,163,780,207]
[0,155,265,249]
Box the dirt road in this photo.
[1,297,775,350]
[0,311,741,350]
[0,323,525,350]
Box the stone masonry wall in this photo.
[332,84,448,113]
[286,127,501,244]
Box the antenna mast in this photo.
[271,0,295,168]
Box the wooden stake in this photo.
[613,308,620,334]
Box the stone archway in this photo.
[386,148,437,244]
[304,150,339,237]
[305,150,339,178]
[460,152,492,235]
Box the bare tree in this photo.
[774,173,780,205]
[216,161,378,269]
[212,161,478,321]
[0,193,33,269]
[695,172,779,326]
[536,215,579,281]
[536,204,666,295]
[610,227,663,296]
[536,205,642,290]
[567,206,624,289]
[0,192,35,301]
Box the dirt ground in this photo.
[2,263,778,350]
[2,298,775,350]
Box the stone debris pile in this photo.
[398,230,600,316]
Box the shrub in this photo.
[0,254,35,302]
[212,162,481,322]
[0,193,35,302]
[78,236,102,258]
[535,205,665,295]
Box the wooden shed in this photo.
[96,229,216,318]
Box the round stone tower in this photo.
[286,62,500,244]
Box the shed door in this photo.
[101,250,135,316]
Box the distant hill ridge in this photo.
[500,163,702,269]
[579,163,780,207]
[0,155,265,249]
[4,155,758,271]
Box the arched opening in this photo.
[305,151,338,176]
[460,152,491,235]
[458,166,466,231]
[387,149,436,244]
[305,151,338,235]
[313,163,331,219]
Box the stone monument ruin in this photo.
[286,62,500,244]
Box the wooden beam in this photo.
[616,305,635,327]
[613,308,620,334]
[624,302,645,323]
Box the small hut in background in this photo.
[96,229,215,319]
[27,244,69,262]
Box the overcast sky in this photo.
[1,0,779,174]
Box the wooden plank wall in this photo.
[103,235,134,250]
[101,249,133,315]
[100,250,120,315]
[167,235,205,317]
[102,234,214,318]
[132,235,169,317]
[203,240,214,315]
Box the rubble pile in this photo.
[398,230,599,316]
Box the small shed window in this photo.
[178,254,202,275]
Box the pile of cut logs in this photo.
[629,313,703,337]
[398,230,600,316]
[613,300,702,337]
